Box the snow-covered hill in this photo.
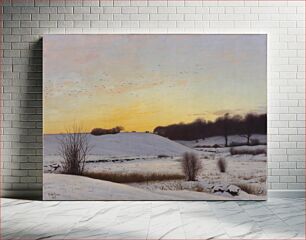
[44,132,195,157]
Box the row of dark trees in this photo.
[91,126,124,136]
[153,113,267,145]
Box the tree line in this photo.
[153,113,267,145]
[91,126,124,136]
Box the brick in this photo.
[138,7,157,13]
[271,183,288,189]
[121,7,138,14]
[20,177,36,183]
[12,14,31,20]
[12,28,31,35]
[49,0,65,6]
[158,7,176,14]
[99,0,113,6]
[251,7,279,14]
[139,20,158,28]
[4,176,20,183]
[150,14,167,21]
[177,7,196,14]
[209,7,225,13]
[219,14,244,20]
[280,176,296,183]
[83,13,99,20]
[57,20,73,28]
[35,0,49,6]
[39,21,57,28]
[74,21,90,28]
[268,176,279,183]
[280,162,296,169]
[185,14,202,21]
[83,0,99,6]
[103,6,121,13]
[31,13,49,20]
[168,14,184,21]
[57,6,73,14]
[131,0,147,7]
[185,1,202,6]
[210,21,234,28]
[148,0,167,7]
[114,14,130,21]
[65,14,83,20]
[90,6,104,13]
[196,7,209,14]
[288,183,305,189]
[12,170,28,177]
[130,14,149,21]
[90,21,107,28]
[39,6,57,13]
[65,0,82,6]
[218,1,244,6]
[159,21,176,28]
[107,20,121,28]
[121,20,139,28]
[99,14,113,20]
[21,6,39,13]
[297,176,305,183]
[50,14,65,20]
[12,0,34,6]
[74,7,90,13]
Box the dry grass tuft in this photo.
[83,171,185,183]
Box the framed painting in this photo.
[43,34,267,200]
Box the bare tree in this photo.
[181,152,202,181]
[222,113,230,147]
[58,124,91,175]
[241,113,257,145]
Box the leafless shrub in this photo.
[181,152,202,181]
[217,158,227,173]
[83,171,184,183]
[58,124,91,175]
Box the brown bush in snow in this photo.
[217,158,227,173]
[58,124,91,175]
[181,152,202,181]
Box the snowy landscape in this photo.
[43,132,267,200]
[43,34,267,200]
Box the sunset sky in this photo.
[43,34,267,134]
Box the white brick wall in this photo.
[1,0,305,197]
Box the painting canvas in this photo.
[43,34,267,200]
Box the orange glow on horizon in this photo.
[43,34,267,134]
